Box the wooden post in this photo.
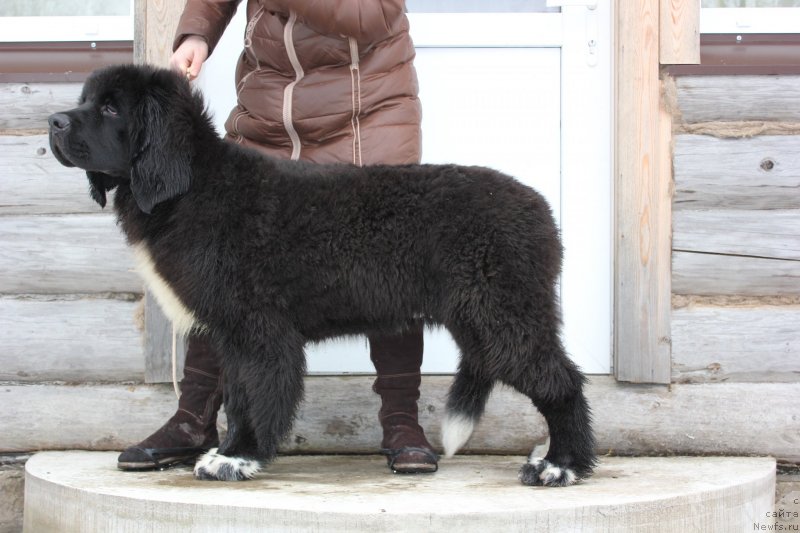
[134,0,185,66]
[613,0,673,384]
[135,0,189,381]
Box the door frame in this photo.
[135,4,613,382]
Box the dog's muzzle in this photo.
[48,113,76,168]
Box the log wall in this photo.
[0,81,144,384]
[4,75,798,451]
[670,75,800,383]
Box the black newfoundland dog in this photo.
[48,65,595,486]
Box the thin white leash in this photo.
[171,323,181,399]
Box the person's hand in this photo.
[170,36,209,81]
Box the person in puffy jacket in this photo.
[117,0,437,474]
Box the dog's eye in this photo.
[102,104,119,116]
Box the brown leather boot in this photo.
[117,334,223,470]
[370,326,438,474]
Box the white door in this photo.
[197,1,612,375]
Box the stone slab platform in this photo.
[24,452,775,532]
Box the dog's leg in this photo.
[193,326,306,482]
[511,350,596,488]
[520,389,594,487]
[445,301,594,487]
[194,376,261,481]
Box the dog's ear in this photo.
[128,80,194,214]
[86,171,118,208]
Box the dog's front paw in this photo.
[193,448,261,481]
[518,457,577,487]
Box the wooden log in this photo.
[672,251,800,296]
[0,134,100,215]
[676,76,800,123]
[0,214,141,294]
[673,209,800,261]
[0,296,144,383]
[672,302,800,383]
[673,134,800,211]
[2,377,799,463]
[0,83,81,130]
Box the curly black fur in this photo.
[48,64,596,485]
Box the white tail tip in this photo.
[441,413,475,458]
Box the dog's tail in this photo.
[440,371,494,458]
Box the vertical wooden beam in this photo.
[134,0,185,66]
[660,0,701,65]
[135,0,190,381]
[614,0,672,384]
[133,0,147,64]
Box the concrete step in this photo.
[24,452,775,532]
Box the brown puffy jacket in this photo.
[174,0,421,166]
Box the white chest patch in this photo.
[132,242,200,336]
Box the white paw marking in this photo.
[193,448,261,481]
[541,465,576,485]
[526,456,577,486]
[441,412,475,458]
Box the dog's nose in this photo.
[48,113,71,132]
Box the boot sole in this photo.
[390,463,439,474]
[117,456,199,471]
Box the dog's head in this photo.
[48,64,201,214]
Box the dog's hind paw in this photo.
[193,448,261,481]
[518,457,577,487]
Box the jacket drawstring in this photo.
[282,11,305,160]
[348,37,363,167]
